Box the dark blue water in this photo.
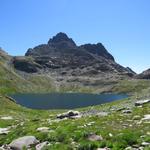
[10,93,128,109]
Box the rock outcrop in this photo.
[9,136,39,150]
[13,56,42,73]
[136,69,150,79]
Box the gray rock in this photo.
[138,147,144,150]
[141,141,150,146]
[135,100,150,106]
[96,112,108,117]
[36,141,49,150]
[0,116,13,120]
[86,121,95,126]
[122,110,132,114]
[97,148,110,150]
[125,147,132,150]
[117,107,126,112]
[88,133,103,141]
[141,114,150,121]
[9,136,39,150]
[57,110,80,119]
[0,128,10,135]
[36,127,49,133]
[133,115,141,120]
[0,145,11,150]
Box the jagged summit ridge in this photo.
[48,32,76,46]
[80,43,114,61]
[15,33,135,78]
[25,32,114,61]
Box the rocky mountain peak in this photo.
[48,32,76,49]
[21,33,136,78]
[49,32,71,43]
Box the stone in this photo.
[36,127,49,133]
[36,141,49,150]
[0,128,10,135]
[141,114,150,121]
[109,133,113,137]
[0,145,11,150]
[135,100,150,106]
[133,115,141,120]
[0,116,13,120]
[122,110,132,114]
[96,112,108,117]
[86,121,95,126]
[139,147,144,150]
[147,131,150,135]
[141,142,150,146]
[96,148,110,150]
[9,136,39,150]
[88,133,103,141]
[125,146,132,150]
[57,110,80,119]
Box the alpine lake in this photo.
[10,93,128,110]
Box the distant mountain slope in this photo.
[136,69,150,79]
[13,32,135,79]
[0,51,56,94]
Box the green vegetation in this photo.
[112,79,150,94]
[0,60,150,149]
[0,95,149,149]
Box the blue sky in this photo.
[0,0,150,73]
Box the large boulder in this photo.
[9,136,39,150]
[57,110,80,119]
[135,100,150,106]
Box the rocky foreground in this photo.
[0,95,149,150]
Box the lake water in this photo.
[10,93,128,110]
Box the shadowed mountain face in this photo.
[12,32,135,79]
[136,69,150,79]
